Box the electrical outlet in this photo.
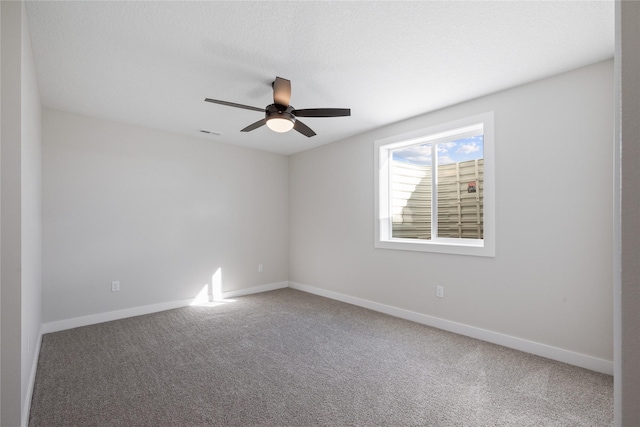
[436,286,444,298]
[111,280,120,292]
[258,264,263,273]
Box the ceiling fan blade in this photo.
[241,118,267,132]
[293,120,316,137]
[273,77,291,106]
[205,98,265,113]
[292,108,351,118]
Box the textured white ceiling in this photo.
[25,1,614,155]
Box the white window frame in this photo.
[374,112,495,257]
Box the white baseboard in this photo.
[288,281,614,375]
[221,281,288,299]
[39,280,613,375]
[42,298,194,334]
[41,281,290,334]
[22,326,43,427]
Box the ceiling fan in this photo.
[204,77,351,137]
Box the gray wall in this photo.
[289,60,614,363]
[42,110,289,322]
[1,3,23,423]
[616,1,640,425]
[1,1,43,425]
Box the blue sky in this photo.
[392,135,484,165]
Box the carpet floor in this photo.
[29,288,613,426]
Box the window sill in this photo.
[375,238,494,257]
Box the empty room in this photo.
[2,0,639,426]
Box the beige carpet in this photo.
[29,288,613,426]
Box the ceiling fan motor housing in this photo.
[266,104,296,123]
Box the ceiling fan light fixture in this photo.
[266,116,295,133]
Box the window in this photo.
[374,112,494,257]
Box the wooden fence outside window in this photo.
[391,159,484,239]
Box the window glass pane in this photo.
[437,135,484,239]
[389,134,484,241]
[391,144,432,240]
